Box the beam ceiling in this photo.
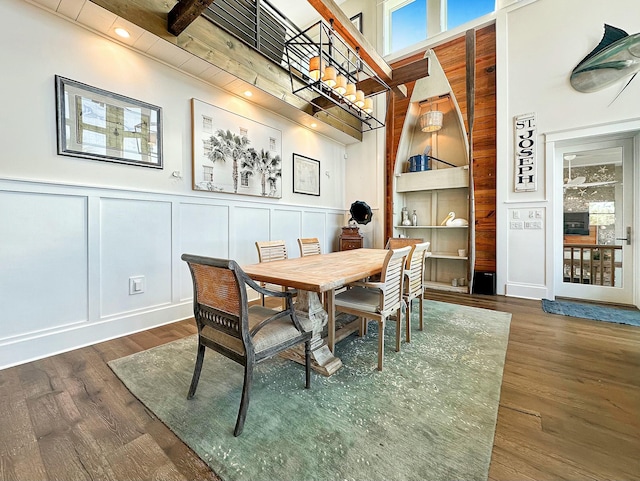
[81,0,427,142]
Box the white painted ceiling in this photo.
[25,0,357,144]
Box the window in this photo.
[384,0,495,55]
[202,138,212,156]
[446,0,494,30]
[389,0,427,54]
[202,115,212,133]
[241,171,250,187]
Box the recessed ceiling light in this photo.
[244,90,253,97]
[310,123,317,128]
[114,27,130,39]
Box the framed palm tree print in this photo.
[191,98,282,198]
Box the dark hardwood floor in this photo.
[1,293,639,480]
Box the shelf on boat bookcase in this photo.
[397,225,469,229]
[423,281,468,293]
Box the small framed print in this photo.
[293,154,320,196]
[350,13,363,33]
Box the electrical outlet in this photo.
[510,221,524,229]
[129,276,145,295]
[524,221,542,229]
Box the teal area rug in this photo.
[109,300,511,481]
[542,299,640,326]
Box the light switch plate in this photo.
[129,276,145,295]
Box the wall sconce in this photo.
[420,110,443,132]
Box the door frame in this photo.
[545,119,640,308]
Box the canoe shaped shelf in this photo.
[397,166,469,192]
[392,50,474,293]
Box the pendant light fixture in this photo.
[308,56,324,81]
[420,109,443,132]
[334,74,347,95]
[322,65,337,87]
[286,19,391,132]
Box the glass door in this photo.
[556,137,634,304]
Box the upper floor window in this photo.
[384,0,495,55]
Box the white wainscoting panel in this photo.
[0,179,346,369]
[100,198,173,317]
[328,212,346,251]
[233,205,271,265]
[301,211,327,254]
[178,202,230,300]
[0,191,88,339]
[272,208,303,258]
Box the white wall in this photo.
[339,0,388,248]
[496,0,640,298]
[0,0,348,369]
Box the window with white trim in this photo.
[384,0,495,55]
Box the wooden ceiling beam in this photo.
[168,0,216,36]
[391,58,430,86]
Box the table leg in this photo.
[326,289,336,353]
[280,290,342,376]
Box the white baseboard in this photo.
[504,282,548,300]
[0,303,193,370]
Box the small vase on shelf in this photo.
[401,207,411,226]
[411,210,418,226]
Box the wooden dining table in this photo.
[243,248,389,376]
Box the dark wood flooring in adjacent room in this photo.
[1,292,639,480]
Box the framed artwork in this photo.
[55,75,162,168]
[191,98,282,198]
[350,12,363,33]
[293,153,320,196]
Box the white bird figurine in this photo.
[441,211,468,226]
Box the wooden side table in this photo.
[339,226,363,251]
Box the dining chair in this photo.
[385,237,424,249]
[403,241,430,341]
[181,254,312,437]
[334,246,412,371]
[298,237,322,257]
[255,240,289,309]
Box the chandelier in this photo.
[284,19,390,132]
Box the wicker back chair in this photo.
[181,254,312,436]
[334,246,412,371]
[298,237,322,257]
[403,242,430,340]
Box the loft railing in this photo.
[202,0,303,68]
[563,244,622,286]
[202,0,390,132]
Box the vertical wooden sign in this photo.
[514,112,537,192]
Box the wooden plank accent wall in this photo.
[385,24,496,272]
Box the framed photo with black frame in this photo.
[292,153,320,196]
[350,12,363,33]
[55,75,162,168]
